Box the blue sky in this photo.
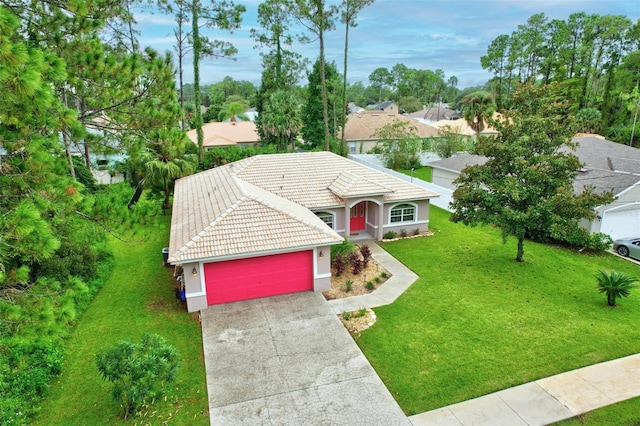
[134,0,640,88]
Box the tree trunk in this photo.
[192,0,204,165]
[607,293,616,306]
[319,24,330,152]
[516,237,525,262]
[340,21,350,155]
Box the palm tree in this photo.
[141,128,197,209]
[596,270,638,307]
[261,90,303,150]
[218,101,249,122]
[461,91,496,139]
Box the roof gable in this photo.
[344,111,439,141]
[328,171,393,198]
[186,121,259,147]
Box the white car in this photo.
[613,237,640,260]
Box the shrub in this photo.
[400,229,408,238]
[332,253,347,277]
[342,311,352,320]
[381,271,389,279]
[349,252,363,275]
[344,280,353,293]
[365,281,375,290]
[413,228,421,236]
[331,240,357,263]
[374,276,382,284]
[96,333,180,419]
[384,231,396,240]
[360,245,372,267]
[596,270,638,307]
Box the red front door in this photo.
[350,202,366,232]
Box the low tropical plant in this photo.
[380,271,389,279]
[349,252,363,275]
[360,245,372,267]
[384,231,396,239]
[96,333,180,418]
[596,270,638,307]
[344,280,353,293]
[332,253,346,277]
[400,229,408,238]
[365,281,375,290]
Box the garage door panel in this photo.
[602,208,640,241]
[205,251,313,305]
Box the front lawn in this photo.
[33,216,209,425]
[357,206,640,415]
[400,166,432,182]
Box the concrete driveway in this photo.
[201,291,410,425]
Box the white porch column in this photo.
[378,202,385,240]
[344,202,351,239]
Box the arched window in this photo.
[390,203,416,223]
[315,211,335,229]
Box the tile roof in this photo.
[186,121,259,148]
[169,151,438,263]
[344,111,440,141]
[427,136,640,197]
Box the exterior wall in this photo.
[93,170,126,185]
[314,246,332,292]
[365,200,380,237]
[183,262,207,312]
[312,208,347,236]
[347,140,378,154]
[431,168,459,191]
[382,200,431,236]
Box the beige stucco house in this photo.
[186,121,259,149]
[168,151,439,311]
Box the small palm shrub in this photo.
[384,231,396,240]
[596,270,639,307]
[365,281,375,290]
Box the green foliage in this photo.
[71,156,96,192]
[596,270,638,307]
[344,280,353,293]
[398,96,423,113]
[260,90,303,150]
[384,231,397,239]
[96,333,180,419]
[365,281,375,290]
[373,120,423,170]
[451,83,615,262]
[461,91,495,136]
[331,240,357,263]
[431,125,469,158]
[302,59,341,150]
[202,144,278,168]
[399,229,408,238]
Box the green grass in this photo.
[553,397,640,425]
[356,206,640,416]
[33,216,209,425]
[400,166,432,182]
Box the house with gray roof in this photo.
[169,151,439,311]
[427,135,640,240]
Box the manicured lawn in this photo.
[400,166,432,182]
[553,397,640,425]
[33,216,209,425]
[357,206,640,416]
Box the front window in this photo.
[316,212,334,229]
[390,203,415,223]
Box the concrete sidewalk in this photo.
[410,354,640,425]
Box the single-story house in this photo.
[407,106,458,123]
[168,151,439,311]
[186,121,260,149]
[427,135,640,240]
[344,111,440,154]
[367,101,399,112]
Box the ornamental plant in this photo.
[596,270,638,307]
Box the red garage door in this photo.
[204,251,313,305]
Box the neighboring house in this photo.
[348,102,365,114]
[344,111,440,154]
[408,106,458,123]
[186,121,260,149]
[367,101,399,112]
[430,116,499,139]
[427,135,640,240]
[168,151,439,311]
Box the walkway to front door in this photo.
[350,201,366,233]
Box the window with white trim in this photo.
[316,212,334,229]
[390,203,416,223]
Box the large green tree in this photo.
[338,0,374,153]
[373,120,423,170]
[287,0,337,151]
[451,83,614,262]
[302,59,341,149]
[461,91,496,138]
[260,90,303,150]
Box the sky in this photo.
[134,0,640,89]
